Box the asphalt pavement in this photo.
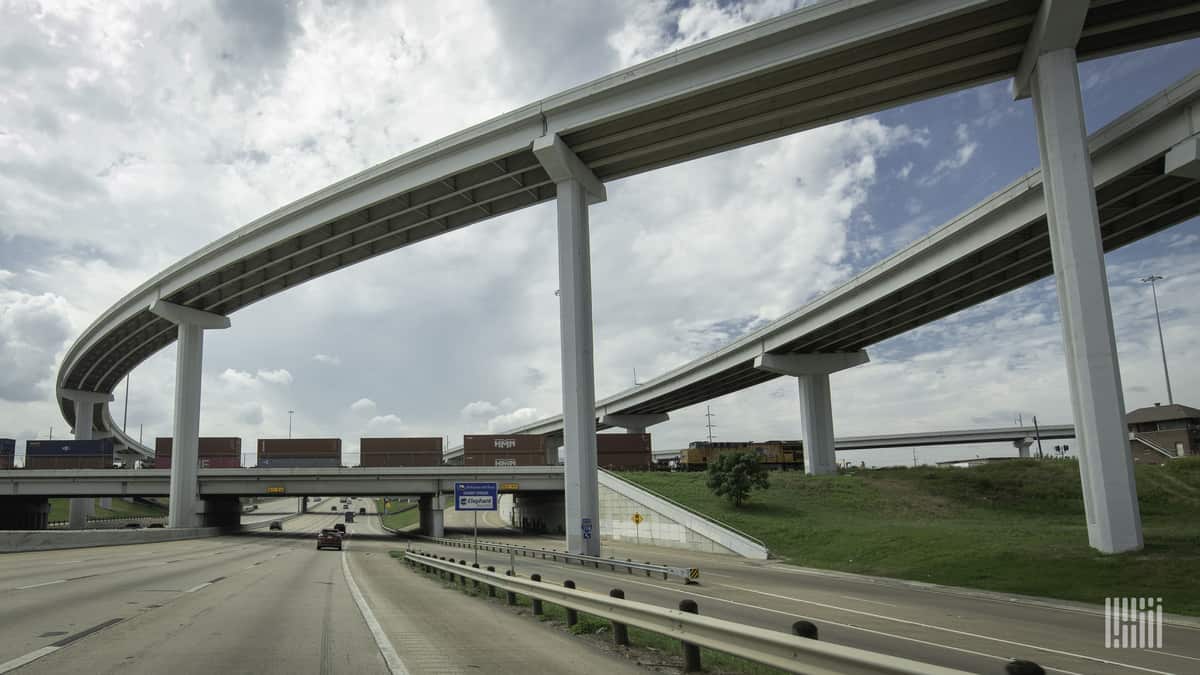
[0,498,650,675]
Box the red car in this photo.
[317,529,342,551]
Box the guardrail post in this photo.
[1006,660,1045,675]
[505,570,517,605]
[792,620,818,640]
[626,559,633,574]
[530,574,543,615]
[486,566,496,597]
[472,563,481,590]
[459,560,468,587]
[564,581,578,626]
[609,589,629,646]
[679,599,701,672]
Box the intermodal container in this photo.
[360,437,442,467]
[25,439,114,455]
[155,437,243,468]
[462,434,547,467]
[0,440,14,470]
[257,438,342,458]
[596,433,652,470]
[256,456,342,468]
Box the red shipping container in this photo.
[25,455,111,470]
[257,438,341,458]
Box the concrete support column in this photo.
[797,373,836,475]
[300,496,308,514]
[534,134,606,556]
[417,495,432,534]
[149,300,230,529]
[754,352,868,476]
[202,496,241,530]
[61,390,115,528]
[1030,48,1142,553]
[429,492,444,538]
[1014,438,1034,459]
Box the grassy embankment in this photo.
[622,458,1200,615]
[48,497,168,522]
[376,499,421,530]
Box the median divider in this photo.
[403,549,977,675]
[412,534,700,584]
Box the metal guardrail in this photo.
[600,469,767,550]
[404,551,972,675]
[413,534,699,584]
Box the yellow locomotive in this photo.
[679,440,804,471]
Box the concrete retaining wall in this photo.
[598,470,769,559]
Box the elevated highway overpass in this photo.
[649,424,1078,462]
[48,0,1200,553]
[444,68,1200,453]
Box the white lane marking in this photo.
[341,547,408,674]
[0,646,60,674]
[15,579,66,590]
[184,582,212,593]
[1149,649,1200,662]
[840,594,899,608]
[720,582,1176,675]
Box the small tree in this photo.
[706,452,770,506]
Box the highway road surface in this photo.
[431,508,1200,675]
[0,498,648,675]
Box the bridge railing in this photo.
[404,550,977,674]
[411,533,699,584]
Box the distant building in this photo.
[1126,403,1200,464]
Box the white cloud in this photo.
[917,123,978,187]
[312,353,341,365]
[460,400,499,419]
[350,398,377,414]
[365,414,406,433]
[255,368,293,385]
[486,407,542,433]
[0,288,73,402]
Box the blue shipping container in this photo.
[0,439,15,455]
[25,438,114,456]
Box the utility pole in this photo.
[633,367,640,386]
[704,406,716,444]
[1141,275,1174,405]
[912,448,918,467]
[138,423,143,444]
[1016,412,1023,427]
[1032,415,1044,460]
[48,425,53,440]
[288,410,295,439]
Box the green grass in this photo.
[621,459,1200,615]
[48,497,167,522]
[397,550,788,674]
[376,499,420,530]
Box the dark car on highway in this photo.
[317,529,342,551]
[269,521,283,531]
[333,523,346,535]
[358,507,366,515]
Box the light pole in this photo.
[1140,275,1174,405]
[288,410,295,439]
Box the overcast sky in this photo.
[2,0,1198,467]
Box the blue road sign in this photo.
[581,517,593,540]
[454,482,498,511]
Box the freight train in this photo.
[256,438,342,468]
[22,438,116,469]
[679,440,804,471]
[154,437,242,468]
[462,433,652,470]
[359,437,442,467]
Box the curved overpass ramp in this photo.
[56,0,1200,443]
[445,70,1200,457]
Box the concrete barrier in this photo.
[0,526,226,553]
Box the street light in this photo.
[288,410,295,439]
[1140,275,1174,405]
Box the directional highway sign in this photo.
[454,482,498,511]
